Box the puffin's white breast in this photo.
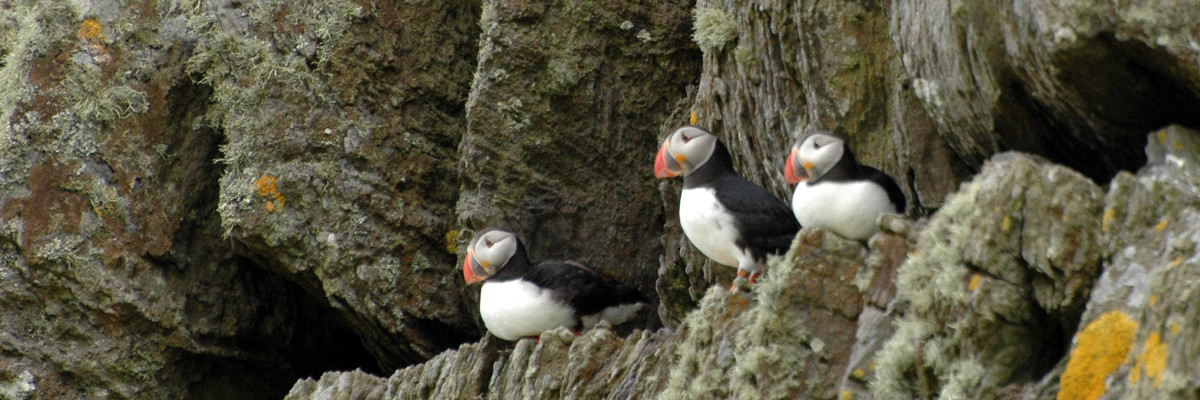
[479,279,576,341]
[791,180,895,241]
[679,187,747,268]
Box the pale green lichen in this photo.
[938,358,986,399]
[0,370,35,400]
[661,240,832,399]
[692,6,737,52]
[58,63,148,122]
[870,318,934,398]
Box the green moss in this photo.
[691,6,737,53]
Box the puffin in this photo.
[654,126,801,290]
[785,130,905,241]
[462,228,646,341]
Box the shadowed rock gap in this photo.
[1047,33,1200,182]
[156,77,383,399]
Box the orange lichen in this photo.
[254,174,285,212]
[1129,332,1168,387]
[1155,219,1168,232]
[1057,311,1137,400]
[77,18,107,54]
[851,368,866,379]
[1147,295,1157,307]
[77,18,106,42]
[1169,256,1183,269]
[1001,216,1012,232]
[689,111,698,125]
[967,273,982,291]
[1169,323,1180,336]
[1101,208,1115,233]
[838,389,853,400]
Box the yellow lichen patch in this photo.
[1155,219,1168,232]
[444,230,460,255]
[254,175,285,213]
[689,111,698,125]
[1001,216,1012,232]
[1169,323,1180,336]
[1157,130,1168,145]
[1130,332,1168,387]
[1101,208,1116,233]
[1169,256,1183,268]
[868,361,876,371]
[1057,311,1137,400]
[838,389,853,400]
[77,18,106,42]
[1147,295,1157,307]
[851,368,866,379]
[77,18,107,54]
[967,273,982,291]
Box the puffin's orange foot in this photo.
[748,271,760,284]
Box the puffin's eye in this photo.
[681,134,691,143]
[484,238,494,247]
[812,141,822,149]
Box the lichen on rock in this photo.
[873,152,1105,399]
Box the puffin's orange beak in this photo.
[463,249,484,284]
[784,148,807,184]
[654,140,682,178]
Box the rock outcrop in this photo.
[4,0,1200,398]
[286,228,906,400]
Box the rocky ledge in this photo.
[285,126,1200,400]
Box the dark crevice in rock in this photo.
[1024,300,1070,384]
[406,315,480,356]
[1050,32,1200,181]
[156,77,383,398]
[180,257,384,400]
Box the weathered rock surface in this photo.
[456,0,699,329]
[872,152,1105,399]
[5,0,1200,398]
[194,0,484,370]
[892,0,1200,182]
[1,1,386,398]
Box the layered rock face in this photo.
[4,0,1200,399]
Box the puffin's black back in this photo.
[683,139,801,261]
[523,260,645,317]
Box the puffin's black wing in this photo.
[524,261,644,317]
[714,176,802,261]
[861,166,906,212]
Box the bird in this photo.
[654,125,801,290]
[461,228,647,341]
[784,130,905,242]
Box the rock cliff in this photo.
[2,0,1200,399]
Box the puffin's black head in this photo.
[786,131,849,184]
[462,228,520,284]
[654,126,719,178]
